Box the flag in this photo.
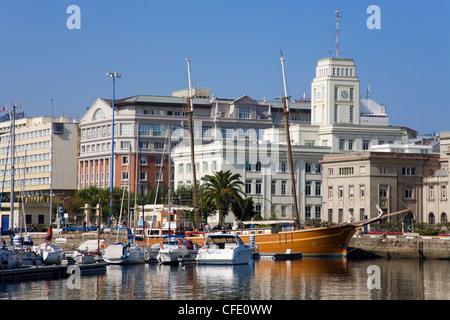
[46,225,53,242]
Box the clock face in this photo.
[341,90,348,99]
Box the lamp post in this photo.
[107,72,120,226]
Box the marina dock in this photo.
[0,262,107,282]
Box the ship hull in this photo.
[237,224,357,257]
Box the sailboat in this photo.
[102,148,149,264]
[235,54,411,257]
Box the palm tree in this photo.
[201,170,245,226]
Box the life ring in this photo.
[177,240,183,248]
[160,240,164,249]
[100,243,107,250]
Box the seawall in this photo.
[348,234,450,260]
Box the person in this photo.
[204,223,210,233]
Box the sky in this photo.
[0,0,449,134]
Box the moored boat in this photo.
[157,235,195,265]
[196,233,254,265]
[102,243,148,264]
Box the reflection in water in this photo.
[0,258,449,300]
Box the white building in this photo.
[173,56,412,224]
[0,115,79,232]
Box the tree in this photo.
[201,170,245,226]
[231,196,255,221]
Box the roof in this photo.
[103,94,311,110]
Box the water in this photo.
[1,258,449,300]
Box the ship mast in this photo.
[186,58,200,231]
[279,53,300,230]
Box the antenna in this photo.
[334,10,341,58]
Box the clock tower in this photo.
[311,57,360,126]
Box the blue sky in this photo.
[0,0,449,134]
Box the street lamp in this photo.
[107,71,120,226]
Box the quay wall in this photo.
[348,235,450,260]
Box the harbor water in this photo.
[0,257,449,301]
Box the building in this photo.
[320,152,440,228]
[0,115,79,232]
[78,90,311,195]
[172,139,329,225]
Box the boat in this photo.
[230,55,412,258]
[196,233,254,265]
[32,243,64,265]
[102,243,148,264]
[157,235,195,264]
[0,248,20,269]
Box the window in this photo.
[338,186,344,198]
[360,208,365,220]
[328,209,333,222]
[339,167,354,176]
[348,140,354,150]
[360,166,366,175]
[315,164,321,173]
[428,212,435,225]
[349,106,354,123]
[315,206,321,219]
[441,212,448,224]
[305,140,315,146]
[120,123,132,136]
[255,180,262,194]
[139,124,151,136]
[156,157,162,166]
[154,142,164,150]
[402,167,416,176]
[245,180,252,194]
[153,125,164,137]
[155,172,163,182]
[121,141,131,149]
[245,161,252,171]
[405,187,413,199]
[363,140,370,151]
[339,139,345,150]
[305,163,311,173]
[239,107,250,119]
[201,126,212,138]
[429,186,434,199]
[255,161,261,172]
[122,156,129,165]
[328,187,333,199]
[338,209,343,223]
[350,88,354,102]
[281,206,286,218]
[212,161,217,171]
[305,182,311,196]
[121,171,129,181]
[140,156,147,166]
[360,185,365,198]
[441,186,447,199]
[349,186,354,198]
[203,161,208,172]
[334,106,338,123]
[315,182,321,196]
[281,162,286,173]
[271,181,276,195]
[305,206,311,220]
[379,185,388,198]
[328,168,334,176]
[140,172,147,181]
[281,181,287,195]
[381,167,388,175]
